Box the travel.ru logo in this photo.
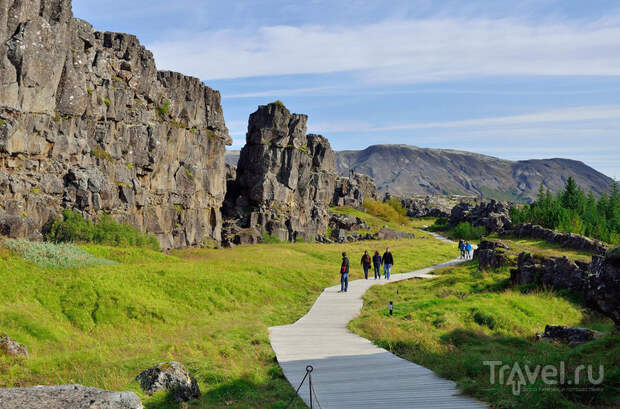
[483,361,604,396]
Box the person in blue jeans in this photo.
[372,250,382,279]
[466,242,473,259]
[339,252,349,293]
[360,250,371,280]
[382,247,394,279]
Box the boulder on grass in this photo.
[0,385,143,409]
[0,334,28,358]
[538,325,603,348]
[136,361,200,401]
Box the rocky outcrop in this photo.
[329,213,369,232]
[0,0,230,249]
[473,240,510,270]
[399,197,450,218]
[136,361,200,402]
[588,249,620,327]
[0,385,143,409]
[0,334,28,358]
[332,170,378,208]
[537,325,603,348]
[449,200,512,233]
[502,224,608,255]
[511,249,620,327]
[223,103,337,244]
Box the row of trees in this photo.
[510,177,620,244]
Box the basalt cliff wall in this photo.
[0,0,231,249]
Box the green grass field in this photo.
[0,232,455,408]
[350,262,619,409]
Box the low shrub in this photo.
[261,232,281,244]
[428,217,450,231]
[2,239,115,269]
[45,209,160,250]
[451,222,486,241]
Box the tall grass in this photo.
[363,199,409,226]
[0,234,455,408]
[350,263,618,409]
[46,209,160,250]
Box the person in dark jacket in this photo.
[458,239,465,259]
[360,250,371,280]
[372,251,382,279]
[340,252,349,293]
[382,247,394,279]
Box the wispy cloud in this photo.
[372,105,620,131]
[149,16,620,83]
[224,86,341,98]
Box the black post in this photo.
[307,365,314,408]
[389,301,393,316]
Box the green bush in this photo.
[2,239,115,269]
[158,99,171,116]
[363,199,409,225]
[261,232,281,244]
[428,217,450,232]
[46,209,160,250]
[451,222,486,240]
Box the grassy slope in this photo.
[329,206,436,233]
[0,234,455,408]
[350,262,619,409]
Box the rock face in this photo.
[399,197,451,218]
[0,0,230,249]
[0,334,28,358]
[335,144,615,201]
[329,213,369,232]
[224,103,375,245]
[473,240,509,270]
[0,385,143,409]
[510,253,589,292]
[449,200,512,233]
[588,252,620,327]
[136,361,200,402]
[510,250,620,327]
[503,224,608,255]
[332,170,378,208]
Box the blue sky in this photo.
[73,0,620,178]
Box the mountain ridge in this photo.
[226,144,614,202]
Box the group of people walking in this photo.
[458,239,473,259]
[339,248,394,293]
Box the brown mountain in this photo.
[333,145,614,202]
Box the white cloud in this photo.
[225,86,341,98]
[148,16,620,82]
[372,105,620,131]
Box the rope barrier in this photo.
[284,365,321,409]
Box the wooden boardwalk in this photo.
[269,237,485,408]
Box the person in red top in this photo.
[339,252,349,293]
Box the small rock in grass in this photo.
[136,361,200,401]
[0,334,28,358]
[538,325,604,348]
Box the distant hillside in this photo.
[225,150,240,166]
[334,145,614,202]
